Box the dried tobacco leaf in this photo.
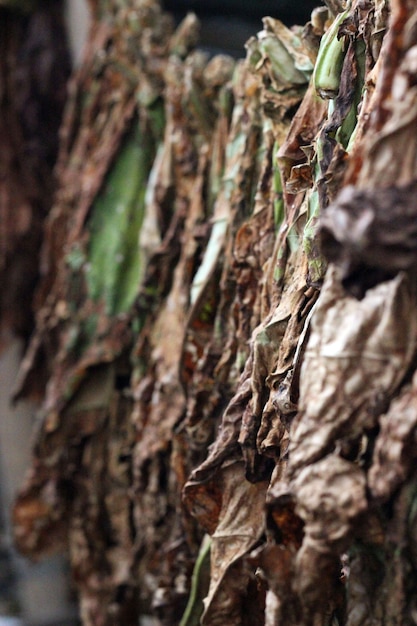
[368,371,417,502]
[12,3,194,624]
[182,12,320,625]
[278,2,417,623]
[193,463,268,626]
[319,181,417,298]
[13,0,417,625]
[276,80,327,194]
[290,267,417,473]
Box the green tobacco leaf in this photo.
[246,18,313,91]
[273,140,284,231]
[86,116,157,315]
[313,7,349,100]
[179,535,211,626]
[336,39,366,149]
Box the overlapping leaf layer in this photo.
[9,0,417,624]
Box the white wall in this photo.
[0,334,77,626]
[65,0,90,66]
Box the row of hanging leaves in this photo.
[7,0,417,624]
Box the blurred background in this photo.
[162,0,321,56]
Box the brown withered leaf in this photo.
[344,0,417,189]
[180,61,263,425]
[179,62,267,482]
[344,469,417,626]
[13,3,169,404]
[289,266,417,474]
[239,278,311,479]
[16,1,417,625]
[132,81,208,467]
[251,463,304,625]
[128,50,246,625]
[191,462,268,626]
[12,5,211,625]
[182,12,321,623]
[129,56,218,622]
[67,392,139,625]
[254,247,317,461]
[290,455,367,625]
[13,362,114,557]
[319,181,417,299]
[368,371,417,501]
[277,80,327,193]
[293,455,368,550]
[250,544,298,626]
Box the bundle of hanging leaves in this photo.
[10,0,417,624]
